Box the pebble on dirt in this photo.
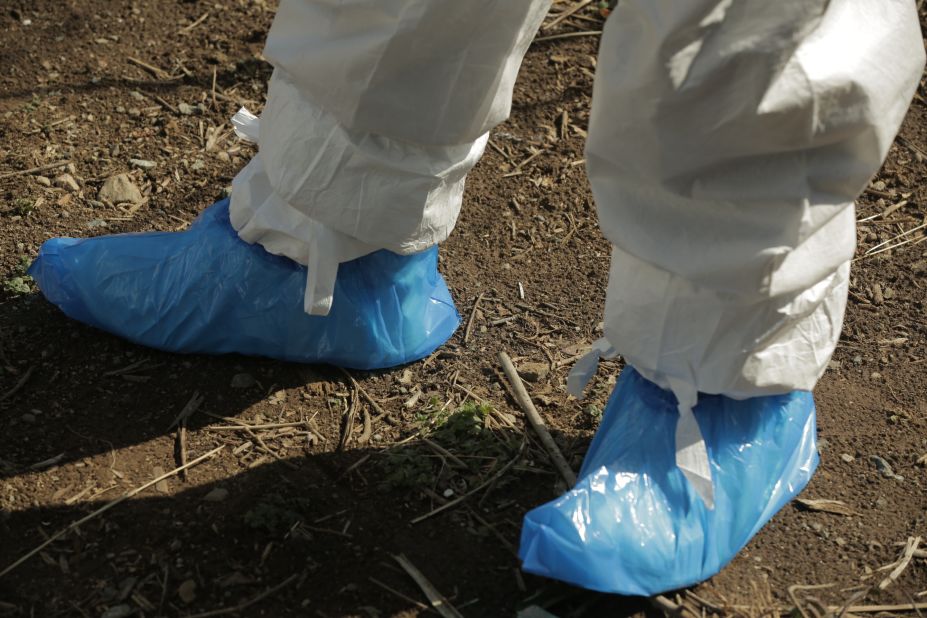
[129,158,157,170]
[869,455,903,481]
[178,579,197,604]
[54,173,80,192]
[230,373,258,389]
[98,173,143,205]
[202,487,229,502]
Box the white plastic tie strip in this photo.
[569,339,714,509]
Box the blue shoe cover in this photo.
[28,199,460,369]
[519,367,818,596]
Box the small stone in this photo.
[230,373,257,389]
[518,362,549,383]
[153,466,169,493]
[871,283,884,305]
[34,175,51,187]
[216,150,231,163]
[817,438,829,451]
[203,487,229,503]
[178,579,197,604]
[840,453,855,463]
[442,488,454,498]
[101,605,133,618]
[835,537,847,547]
[873,180,887,191]
[99,173,143,205]
[875,496,888,508]
[853,355,863,365]
[129,158,157,170]
[869,455,903,481]
[178,102,195,115]
[54,173,80,192]
[21,413,36,423]
[869,372,882,381]
[398,369,413,385]
[86,218,108,229]
[191,159,205,171]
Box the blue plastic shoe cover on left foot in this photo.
[28,199,460,369]
[519,367,818,596]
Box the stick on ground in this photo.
[411,439,525,525]
[498,351,577,486]
[393,554,464,618]
[463,292,486,345]
[185,573,300,618]
[0,445,224,579]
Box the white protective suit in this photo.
[230,0,924,498]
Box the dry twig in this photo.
[0,160,70,179]
[127,56,170,79]
[180,11,210,33]
[534,30,602,43]
[879,536,922,590]
[0,365,35,403]
[185,573,300,618]
[463,292,486,345]
[0,446,224,579]
[393,554,464,618]
[498,351,576,485]
[411,439,525,524]
[543,0,593,30]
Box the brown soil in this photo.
[0,2,925,617]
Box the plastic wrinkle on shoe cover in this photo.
[569,340,714,508]
[27,199,460,370]
[520,367,818,596]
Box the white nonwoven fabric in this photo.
[570,0,924,501]
[229,0,551,314]
[570,0,923,398]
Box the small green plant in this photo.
[379,448,435,491]
[12,198,34,216]
[378,401,514,492]
[243,493,312,534]
[3,256,34,295]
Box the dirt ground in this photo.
[0,2,925,617]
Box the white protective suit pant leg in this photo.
[570,0,924,495]
[229,0,552,315]
[230,0,924,493]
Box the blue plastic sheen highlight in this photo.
[28,199,460,369]
[519,367,818,596]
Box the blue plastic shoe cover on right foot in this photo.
[28,199,460,369]
[519,367,818,596]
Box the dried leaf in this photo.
[795,498,856,516]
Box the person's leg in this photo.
[231,0,552,313]
[520,0,924,595]
[29,0,551,368]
